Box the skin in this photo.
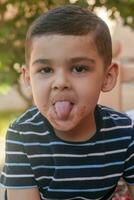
[24,34,118,142]
[7,188,40,200]
[10,34,134,200]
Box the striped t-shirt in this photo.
[0,105,134,200]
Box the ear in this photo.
[101,62,119,92]
[21,66,31,88]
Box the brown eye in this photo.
[40,67,53,74]
[72,65,88,73]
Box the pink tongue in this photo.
[54,101,73,120]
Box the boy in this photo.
[0,5,134,200]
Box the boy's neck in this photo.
[54,113,96,143]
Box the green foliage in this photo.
[0,0,134,91]
[0,110,23,137]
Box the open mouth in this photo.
[54,101,74,120]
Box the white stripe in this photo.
[45,198,101,200]
[45,197,101,200]
[103,116,128,120]
[40,192,46,200]
[16,107,37,122]
[5,163,30,166]
[125,153,134,162]
[128,140,134,148]
[39,193,97,200]
[28,148,127,158]
[36,173,122,181]
[1,172,34,178]
[8,127,50,136]
[36,176,53,181]
[89,149,127,156]
[124,165,134,172]
[127,182,134,186]
[19,131,49,136]
[44,194,102,200]
[7,136,131,147]
[0,184,37,189]
[100,106,113,111]
[24,111,40,123]
[53,173,122,181]
[61,197,101,200]
[107,194,114,200]
[100,125,132,132]
[6,151,26,155]
[32,161,124,170]
[48,185,114,192]
[19,121,44,125]
[125,174,134,178]
[55,174,121,182]
[110,114,122,117]
[8,128,18,133]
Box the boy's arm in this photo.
[7,187,41,200]
[127,185,134,199]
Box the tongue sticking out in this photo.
[54,101,73,120]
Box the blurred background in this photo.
[0,0,134,199]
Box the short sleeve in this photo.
[0,123,37,189]
[123,127,134,185]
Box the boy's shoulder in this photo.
[14,106,40,124]
[98,104,132,118]
[10,106,49,132]
[98,104,133,128]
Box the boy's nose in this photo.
[52,73,71,91]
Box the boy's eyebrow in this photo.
[31,57,96,66]
[70,57,95,64]
[32,58,50,66]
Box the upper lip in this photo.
[51,94,76,105]
[52,99,74,105]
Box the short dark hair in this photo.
[25,5,112,67]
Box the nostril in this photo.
[53,85,69,91]
[53,85,58,90]
[52,82,71,90]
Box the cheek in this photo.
[77,81,102,105]
[30,79,49,105]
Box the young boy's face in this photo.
[24,34,116,136]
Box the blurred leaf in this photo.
[0,0,134,90]
[0,83,11,94]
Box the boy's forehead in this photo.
[30,34,98,56]
[29,34,104,68]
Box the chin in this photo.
[49,117,78,132]
[43,104,89,132]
